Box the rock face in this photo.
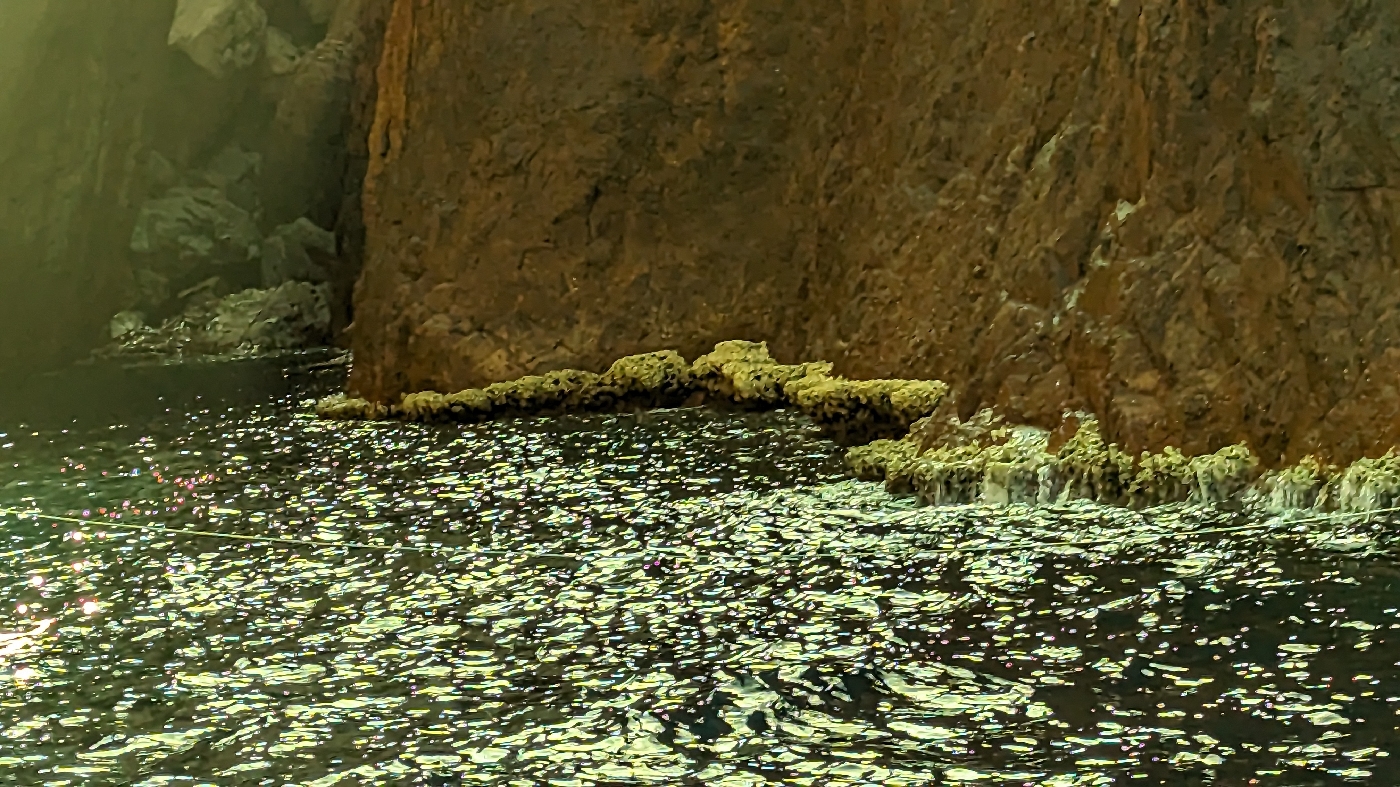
[102,281,332,357]
[130,186,263,286]
[167,0,268,78]
[0,0,389,373]
[349,0,1400,467]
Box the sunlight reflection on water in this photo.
[0,399,1397,784]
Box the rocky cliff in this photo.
[349,0,1400,467]
[0,0,387,368]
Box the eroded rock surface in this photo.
[0,0,390,374]
[349,0,1400,467]
[102,281,331,358]
[168,0,268,78]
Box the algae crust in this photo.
[316,341,947,441]
[317,341,1400,512]
[843,405,1400,512]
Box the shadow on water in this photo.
[0,351,344,430]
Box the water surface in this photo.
[0,368,1397,785]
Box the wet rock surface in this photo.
[851,406,1400,514]
[349,0,1400,467]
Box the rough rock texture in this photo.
[168,0,268,78]
[322,340,946,442]
[130,186,264,289]
[0,0,390,374]
[101,281,332,357]
[261,217,337,287]
[350,0,1400,467]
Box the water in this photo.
[0,364,1398,785]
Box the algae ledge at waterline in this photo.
[317,340,1400,514]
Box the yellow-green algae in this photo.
[317,341,946,440]
[847,405,1400,512]
[848,407,1264,508]
[317,341,1400,511]
[1248,451,1400,513]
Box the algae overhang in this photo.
[317,340,1400,514]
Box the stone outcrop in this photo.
[347,0,1400,468]
[0,0,389,374]
[101,281,331,358]
[167,0,268,79]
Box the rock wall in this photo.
[349,0,1400,467]
[0,0,388,370]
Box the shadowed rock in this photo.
[168,0,268,78]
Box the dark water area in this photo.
[0,352,344,430]
[0,363,1398,785]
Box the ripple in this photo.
[0,398,1396,784]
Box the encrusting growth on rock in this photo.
[318,341,947,441]
[1249,452,1400,513]
[850,409,1260,509]
[849,399,1399,513]
[318,340,1400,512]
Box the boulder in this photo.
[199,144,263,215]
[130,186,262,280]
[204,282,331,351]
[168,0,268,78]
[260,217,336,287]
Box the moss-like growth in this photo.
[1186,444,1260,504]
[848,408,1269,510]
[484,369,603,414]
[599,351,693,405]
[845,439,919,484]
[899,422,1050,506]
[786,377,948,441]
[322,347,1400,512]
[316,394,392,421]
[1335,451,1400,513]
[692,340,830,405]
[1130,447,1196,506]
[1130,443,1257,505]
[317,341,946,441]
[1047,414,1136,505]
[1251,456,1336,511]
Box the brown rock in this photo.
[348,0,1400,467]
